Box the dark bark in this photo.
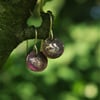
[0,0,51,69]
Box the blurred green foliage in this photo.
[1,0,100,100]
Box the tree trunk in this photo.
[0,0,51,69]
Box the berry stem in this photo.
[48,11,54,39]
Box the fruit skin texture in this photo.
[42,38,64,58]
[26,50,48,72]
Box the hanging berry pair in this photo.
[26,11,64,72]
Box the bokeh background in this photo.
[0,0,100,100]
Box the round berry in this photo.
[42,38,64,58]
[26,50,48,72]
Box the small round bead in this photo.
[26,50,48,72]
[42,38,64,58]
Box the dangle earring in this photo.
[42,12,64,58]
[26,28,48,72]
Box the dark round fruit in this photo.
[42,38,64,58]
[26,50,48,72]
